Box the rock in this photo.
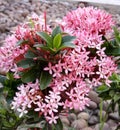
[88,115,99,125]
[109,112,120,121]
[93,109,99,115]
[71,119,88,130]
[22,0,29,2]
[87,100,97,109]
[0,5,5,12]
[78,3,85,8]
[115,104,118,112]
[102,101,110,111]
[74,109,81,114]
[68,113,77,123]
[98,110,107,119]
[61,117,70,126]
[77,112,90,121]
[94,123,112,130]
[107,119,117,127]
[111,126,117,130]
[88,90,100,104]
[82,127,93,130]
[0,24,6,32]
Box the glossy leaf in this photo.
[52,26,62,38]
[25,50,36,59]
[62,35,76,43]
[59,42,76,50]
[53,33,62,49]
[21,69,37,83]
[40,71,52,90]
[17,59,35,69]
[36,32,53,47]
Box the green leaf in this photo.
[52,26,62,38]
[0,75,7,84]
[113,94,120,102]
[62,35,76,43]
[53,33,62,49]
[98,90,111,100]
[17,39,28,46]
[114,27,120,45]
[40,71,52,90]
[42,123,50,130]
[21,69,37,83]
[34,44,50,51]
[25,50,36,59]
[105,47,120,56]
[54,118,63,130]
[17,59,35,69]
[109,90,115,97]
[111,100,115,112]
[59,42,76,50]
[97,85,109,93]
[36,32,53,47]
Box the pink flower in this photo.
[44,62,53,74]
[5,8,117,125]
[46,113,59,124]
[44,91,63,115]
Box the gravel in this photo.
[0,0,120,129]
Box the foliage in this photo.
[97,28,120,130]
[0,87,22,130]
[0,73,21,99]
[0,7,119,130]
[103,27,120,56]
[97,73,120,114]
[97,28,120,113]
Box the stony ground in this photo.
[0,0,120,130]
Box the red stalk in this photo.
[44,11,47,32]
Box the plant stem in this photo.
[99,100,112,130]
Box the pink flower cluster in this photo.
[0,35,27,73]
[62,7,114,49]
[1,7,117,124]
[11,80,63,124]
[0,13,50,74]
[61,7,117,87]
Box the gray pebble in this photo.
[77,112,90,121]
[82,127,93,130]
[68,113,77,123]
[109,112,120,121]
[61,117,70,126]
[88,115,99,125]
[98,110,107,119]
[94,123,112,130]
[87,100,98,110]
[71,119,88,130]
[0,24,6,32]
[88,90,100,104]
[107,119,118,127]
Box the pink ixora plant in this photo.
[0,7,117,130]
